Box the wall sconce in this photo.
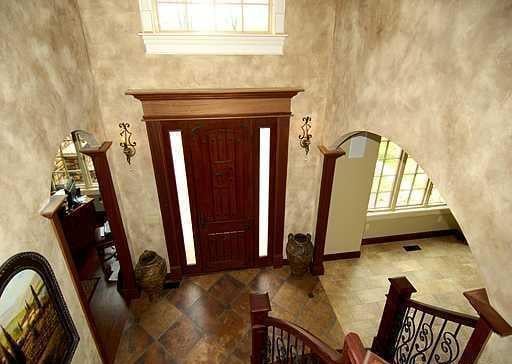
[299,116,312,156]
[119,122,136,164]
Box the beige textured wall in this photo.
[76,0,337,265]
[0,1,103,362]
[326,0,512,358]
[325,135,379,254]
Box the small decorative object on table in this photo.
[286,233,314,276]
[134,250,166,300]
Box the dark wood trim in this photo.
[40,196,108,364]
[81,142,138,299]
[126,87,303,101]
[130,89,301,277]
[283,250,360,266]
[323,251,361,261]
[310,145,346,276]
[272,116,289,268]
[145,122,184,281]
[361,229,463,245]
[463,288,512,337]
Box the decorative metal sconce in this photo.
[299,116,313,156]
[119,122,136,164]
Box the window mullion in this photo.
[390,152,407,211]
[373,141,389,209]
[405,164,419,205]
[151,0,160,32]
[424,180,434,207]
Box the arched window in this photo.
[368,138,445,211]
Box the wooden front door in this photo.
[189,120,254,272]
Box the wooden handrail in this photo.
[406,298,479,327]
[263,316,344,363]
[250,293,387,364]
[372,276,512,364]
[341,333,389,364]
[463,288,512,337]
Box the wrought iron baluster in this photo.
[395,307,418,364]
[434,323,462,364]
[272,326,275,363]
[426,318,448,364]
[409,314,435,364]
[404,311,426,363]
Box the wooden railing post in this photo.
[459,288,512,363]
[371,276,416,361]
[250,293,272,364]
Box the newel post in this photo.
[459,288,512,363]
[311,146,345,276]
[250,293,271,364]
[371,277,416,361]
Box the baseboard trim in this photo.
[361,229,464,245]
[324,251,361,261]
[283,250,361,265]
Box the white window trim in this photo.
[367,206,451,221]
[138,0,287,55]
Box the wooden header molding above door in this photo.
[127,88,303,280]
[126,88,303,119]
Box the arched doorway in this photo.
[312,131,464,274]
[42,130,136,364]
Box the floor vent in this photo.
[403,244,422,252]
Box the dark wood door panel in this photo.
[204,230,249,271]
[188,119,254,271]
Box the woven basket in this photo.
[134,250,166,300]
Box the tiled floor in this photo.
[115,266,344,364]
[319,236,484,348]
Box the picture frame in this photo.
[0,252,79,364]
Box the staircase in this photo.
[250,276,512,364]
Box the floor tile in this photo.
[115,324,154,364]
[134,342,175,364]
[159,315,203,362]
[208,274,245,305]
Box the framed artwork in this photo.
[0,252,79,364]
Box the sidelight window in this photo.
[169,131,197,265]
[368,138,445,212]
[258,128,271,257]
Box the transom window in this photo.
[156,0,271,33]
[368,138,445,212]
[138,0,286,55]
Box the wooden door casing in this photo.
[129,88,303,280]
[189,119,254,272]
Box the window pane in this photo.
[399,174,414,190]
[158,3,188,31]
[376,192,392,208]
[368,192,377,209]
[215,4,242,31]
[374,160,384,175]
[404,158,417,174]
[258,128,270,257]
[169,131,196,265]
[243,5,269,32]
[371,177,379,193]
[413,174,428,189]
[409,189,426,205]
[428,186,445,205]
[379,176,395,192]
[377,141,388,159]
[382,159,399,176]
[386,142,402,158]
[189,2,214,31]
[396,190,410,206]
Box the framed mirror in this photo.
[0,252,79,363]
